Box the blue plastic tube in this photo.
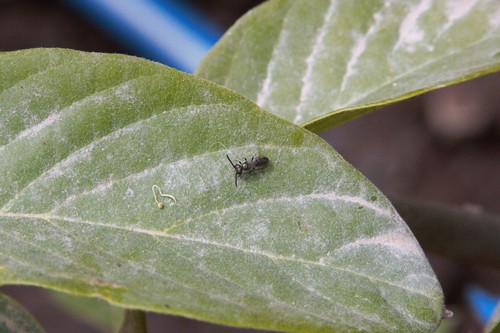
[466,285,500,325]
[61,0,222,72]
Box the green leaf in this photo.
[196,0,500,132]
[0,291,45,333]
[49,291,124,333]
[0,49,443,332]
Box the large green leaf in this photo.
[49,291,124,333]
[0,49,443,332]
[196,0,500,133]
[0,291,45,333]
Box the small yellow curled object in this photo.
[152,185,177,209]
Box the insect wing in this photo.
[253,156,269,170]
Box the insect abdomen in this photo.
[253,156,269,170]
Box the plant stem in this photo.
[118,310,147,333]
[392,198,500,270]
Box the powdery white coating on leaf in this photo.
[378,285,437,331]
[295,1,337,124]
[275,274,389,331]
[443,0,478,29]
[113,81,137,102]
[0,49,445,332]
[186,192,395,230]
[1,114,145,211]
[339,7,387,93]
[490,7,500,26]
[53,177,115,212]
[0,209,431,303]
[333,232,423,257]
[394,0,433,52]
[256,30,290,110]
[18,134,255,213]
[198,0,500,134]
[308,192,394,218]
[13,111,61,141]
[60,235,73,249]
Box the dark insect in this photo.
[226,154,270,187]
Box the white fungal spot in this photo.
[295,2,337,123]
[394,0,433,52]
[256,31,290,109]
[15,111,61,141]
[335,232,423,257]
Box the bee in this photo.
[226,154,270,187]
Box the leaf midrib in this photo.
[0,210,434,300]
[0,211,417,329]
[0,214,357,328]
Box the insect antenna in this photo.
[226,154,236,168]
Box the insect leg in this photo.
[227,154,240,187]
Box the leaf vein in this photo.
[255,3,295,109]
[294,1,337,124]
[342,34,499,108]
[0,211,435,300]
